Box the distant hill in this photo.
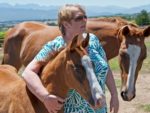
[0,3,150,22]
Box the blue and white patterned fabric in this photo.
[35,33,109,113]
[35,36,66,61]
[64,89,95,113]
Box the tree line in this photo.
[135,10,150,26]
[116,10,150,26]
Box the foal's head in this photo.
[118,25,150,101]
[41,33,103,107]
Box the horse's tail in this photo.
[2,27,26,71]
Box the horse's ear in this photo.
[122,25,130,36]
[69,35,78,51]
[143,26,150,37]
[82,33,89,48]
[118,25,130,41]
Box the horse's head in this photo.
[41,33,103,107]
[118,25,150,101]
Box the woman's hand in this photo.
[110,94,119,113]
[43,94,65,113]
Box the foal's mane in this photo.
[38,47,65,76]
[51,47,65,60]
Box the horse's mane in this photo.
[87,17,137,31]
[88,17,127,23]
[128,23,138,27]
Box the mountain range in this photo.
[0,3,150,22]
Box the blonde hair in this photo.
[58,4,86,35]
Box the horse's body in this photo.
[2,17,150,101]
[0,35,103,113]
[3,17,127,69]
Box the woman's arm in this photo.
[106,67,118,97]
[22,59,64,113]
[22,59,49,102]
[22,39,59,101]
[106,67,119,113]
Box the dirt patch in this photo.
[106,73,150,113]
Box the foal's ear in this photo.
[69,35,78,51]
[82,33,89,48]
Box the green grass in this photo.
[145,41,150,47]
[0,31,6,39]
[115,79,121,88]
[141,40,150,73]
[0,31,5,47]
[139,104,150,112]
[109,57,119,72]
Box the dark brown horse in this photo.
[2,17,150,101]
[0,34,103,113]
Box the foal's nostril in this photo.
[89,96,95,106]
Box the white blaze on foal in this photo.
[81,55,104,104]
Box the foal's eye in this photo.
[74,64,83,72]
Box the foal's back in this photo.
[0,65,46,113]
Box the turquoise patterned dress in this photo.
[35,33,109,113]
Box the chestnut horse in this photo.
[0,34,103,113]
[2,17,150,101]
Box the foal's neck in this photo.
[41,51,69,98]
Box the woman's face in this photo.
[66,9,87,36]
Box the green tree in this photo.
[135,10,150,26]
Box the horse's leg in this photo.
[2,29,26,71]
[2,46,22,71]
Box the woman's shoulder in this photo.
[47,36,64,44]
[46,36,65,47]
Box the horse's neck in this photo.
[102,39,121,60]
[87,24,121,60]
[87,18,128,32]
[87,21,117,31]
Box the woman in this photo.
[22,4,119,113]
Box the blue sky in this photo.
[0,0,150,8]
